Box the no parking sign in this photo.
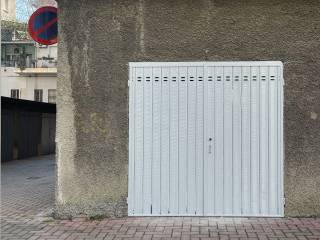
[28,7,58,45]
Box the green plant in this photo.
[89,215,105,221]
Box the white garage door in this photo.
[128,62,284,217]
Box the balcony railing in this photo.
[1,59,57,68]
[1,59,36,68]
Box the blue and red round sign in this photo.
[28,7,58,45]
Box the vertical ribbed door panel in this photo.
[128,62,284,217]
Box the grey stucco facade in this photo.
[56,0,320,217]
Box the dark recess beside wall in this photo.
[1,97,56,162]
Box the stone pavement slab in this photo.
[1,155,320,239]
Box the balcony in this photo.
[2,59,57,68]
[14,68,57,77]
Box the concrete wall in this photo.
[57,0,320,217]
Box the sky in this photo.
[16,0,57,23]
[16,0,34,23]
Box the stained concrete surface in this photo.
[56,0,320,217]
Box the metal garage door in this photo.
[128,62,284,217]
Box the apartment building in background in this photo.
[1,0,57,103]
[1,0,16,22]
[1,43,57,103]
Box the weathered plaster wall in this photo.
[57,0,320,217]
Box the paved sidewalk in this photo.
[1,155,55,239]
[1,155,320,240]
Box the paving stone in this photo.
[2,155,320,240]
